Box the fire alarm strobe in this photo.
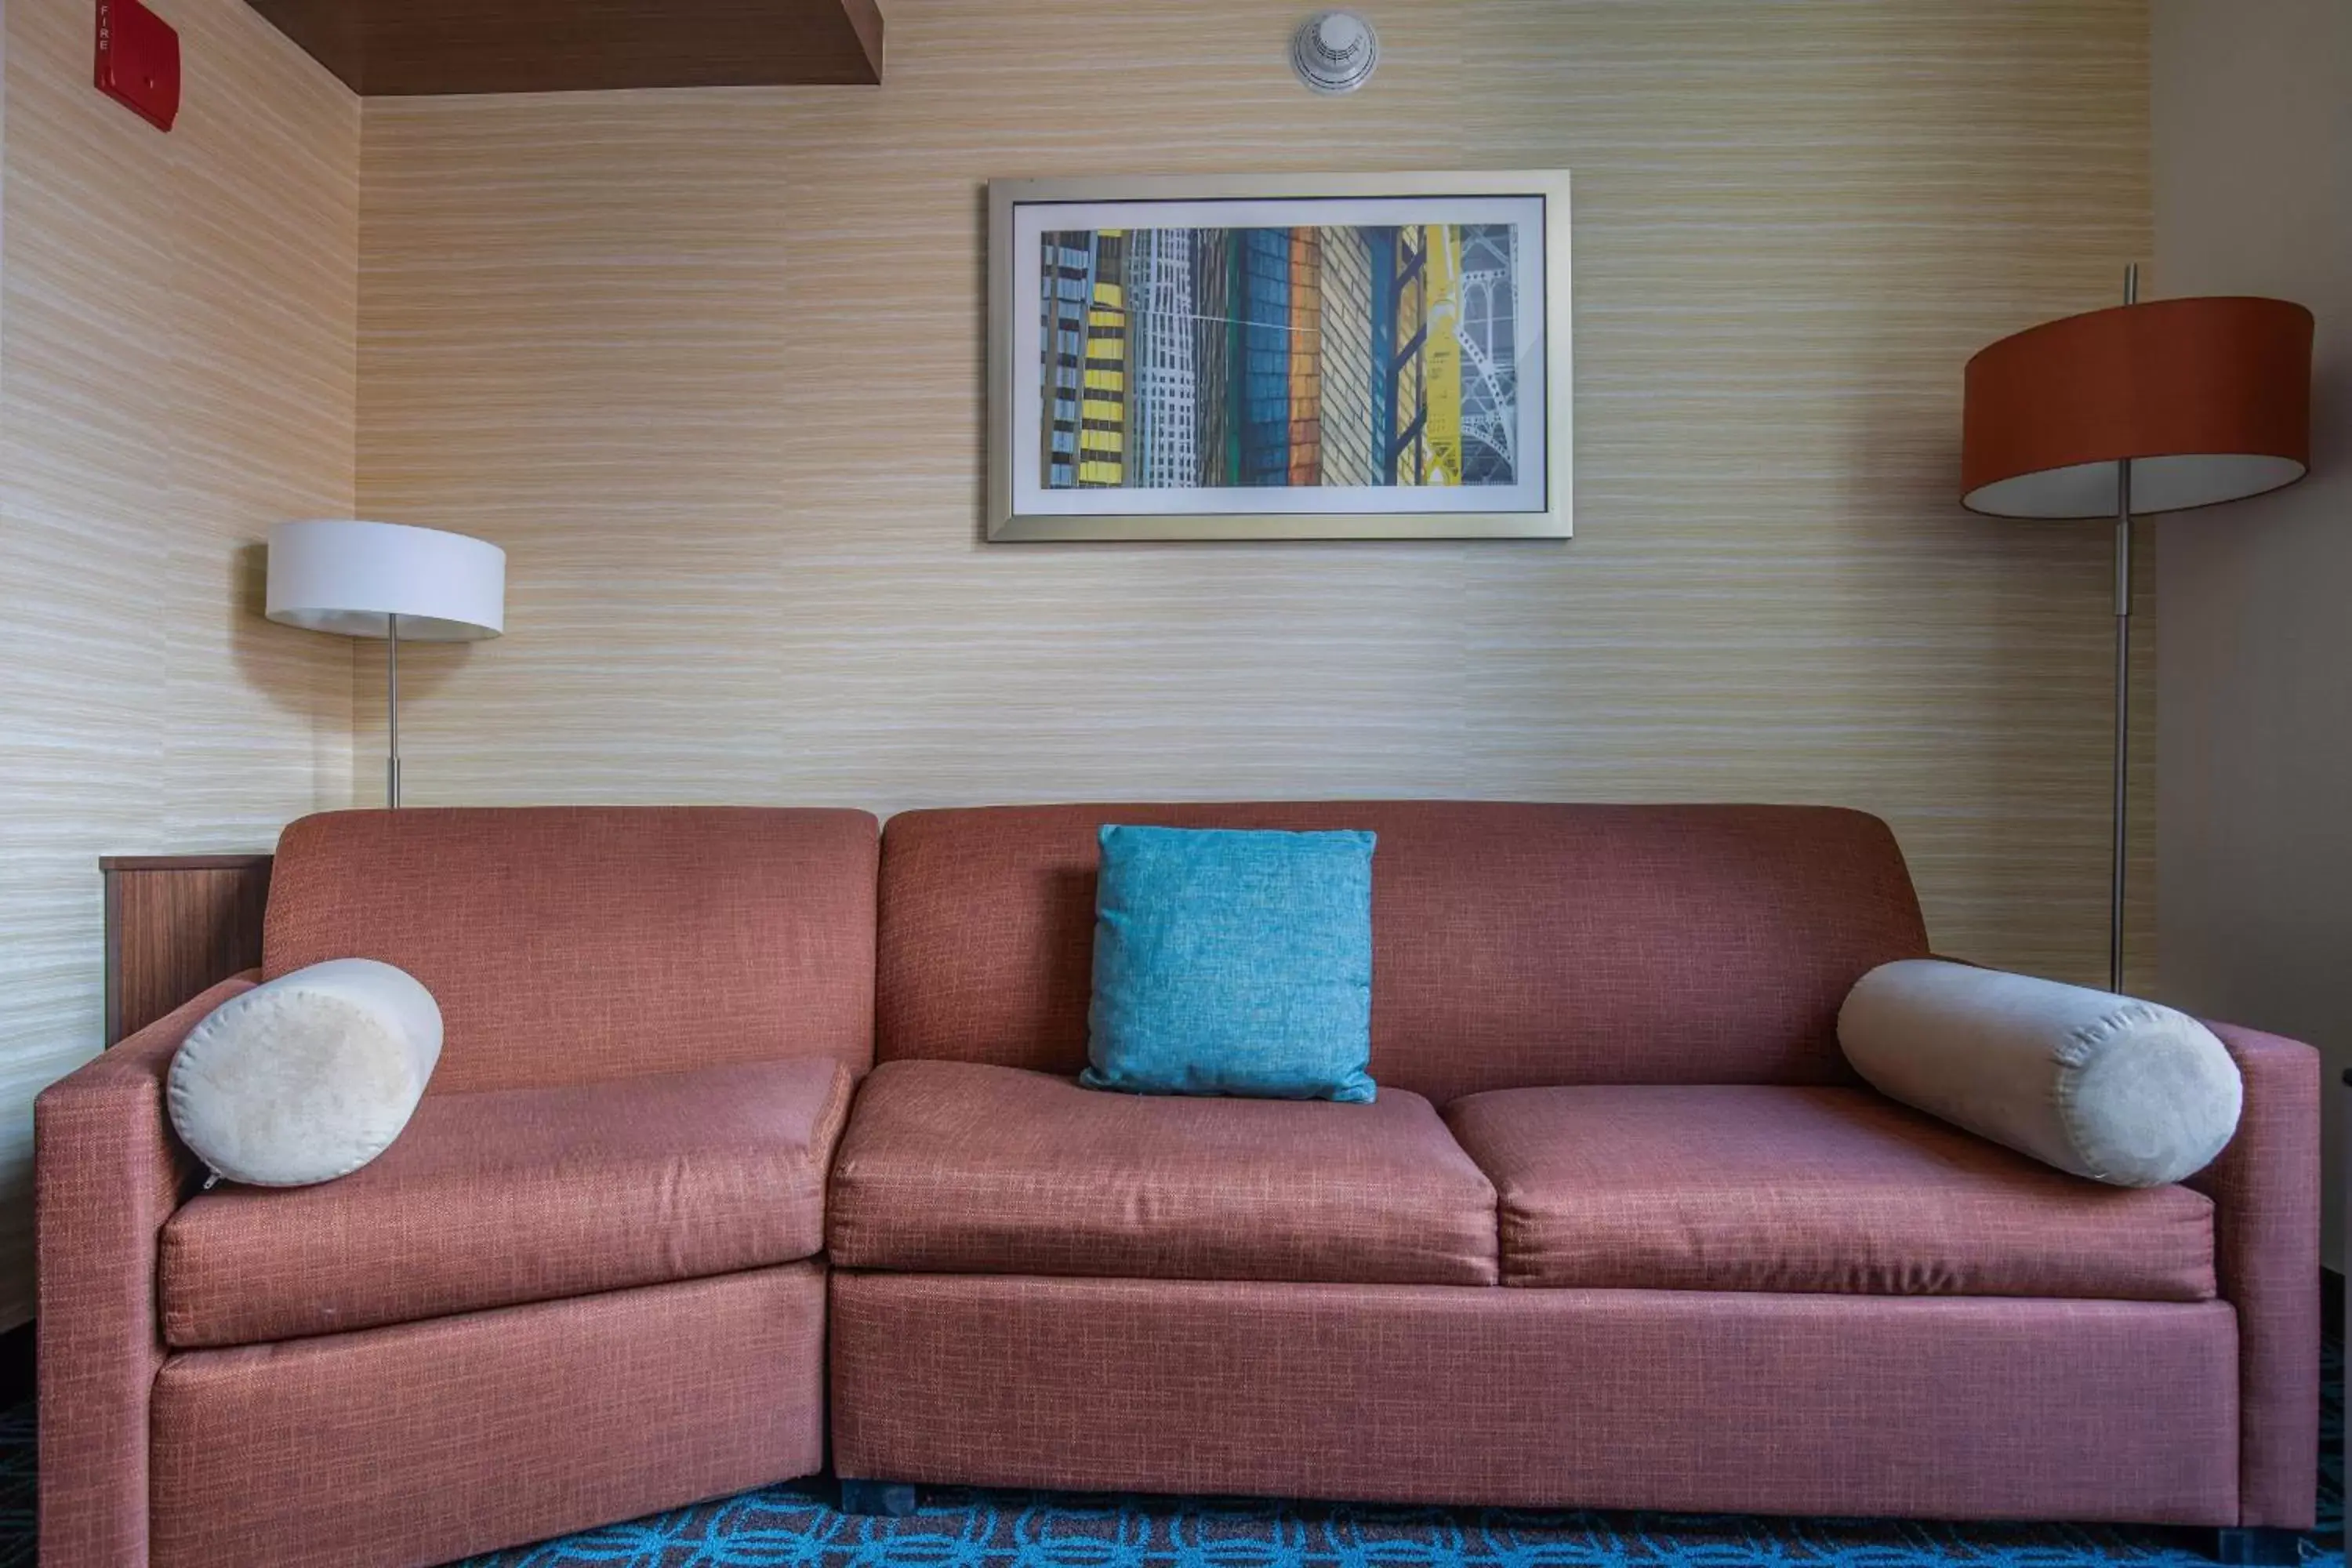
[96,0,181,132]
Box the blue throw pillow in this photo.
[1083,824,1377,1102]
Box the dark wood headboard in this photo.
[100,855,275,1046]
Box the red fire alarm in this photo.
[95,0,180,132]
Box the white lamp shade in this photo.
[267,520,505,641]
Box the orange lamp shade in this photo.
[1962,296,2314,518]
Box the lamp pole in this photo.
[387,612,402,811]
[2108,265,2137,995]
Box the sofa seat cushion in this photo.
[829,1060,1498,1285]
[1443,1084,2216,1301]
[161,1057,853,1349]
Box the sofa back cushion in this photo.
[877,802,1928,1103]
[265,807,878,1093]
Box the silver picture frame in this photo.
[986,170,1573,542]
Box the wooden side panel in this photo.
[102,858,275,1047]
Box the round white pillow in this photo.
[168,959,441,1187]
[1838,959,2241,1188]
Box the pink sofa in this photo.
[829,803,2318,1550]
[35,802,2320,1568]
[39,808,877,1568]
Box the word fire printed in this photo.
[1039,223,1522,494]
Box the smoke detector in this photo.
[1291,11,1379,96]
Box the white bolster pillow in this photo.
[1838,959,2241,1188]
[168,959,441,1188]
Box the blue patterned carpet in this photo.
[0,1345,2335,1567]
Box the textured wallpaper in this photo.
[0,0,2158,1332]
[0,0,358,1327]
[2154,0,2352,1267]
[357,0,2155,978]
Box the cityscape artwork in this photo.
[1040,223,1521,493]
[990,176,1568,540]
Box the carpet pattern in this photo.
[0,1344,2334,1566]
[467,1488,2343,1568]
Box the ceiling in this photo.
[242,0,884,96]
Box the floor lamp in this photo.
[266,520,507,808]
[1961,273,2313,992]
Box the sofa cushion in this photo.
[1443,1084,2216,1301]
[877,803,1928,1103]
[264,807,878,1092]
[829,1060,1498,1284]
[161,1057,852,1349]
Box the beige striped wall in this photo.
[0,0,358,1326]
[357,0,2156,977]
[0,0,2158,1329]
[2154,0,2352,1269]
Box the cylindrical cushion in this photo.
[168,960,441,1187]
[1838,960,2241,1188]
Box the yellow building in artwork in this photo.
[1421,225,1465,487]
[1077,230,1130,488]
[1288,229,1324,487]
[1388,225,1463,488]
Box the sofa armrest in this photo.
[2184,1020,2320,1530]
[36,973,253,1568]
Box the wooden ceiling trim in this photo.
[243,0,884,96]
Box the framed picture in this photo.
[986,170,1573,542]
